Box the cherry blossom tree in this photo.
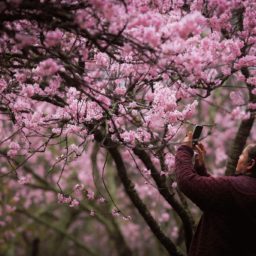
[1,0,256,255]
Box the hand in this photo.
[182,131,193,148]
[194,143,206,166]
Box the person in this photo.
[175,131,256,256]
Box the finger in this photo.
[198,143,203,149]
[184,131,192,141]
[195,145,202,153]
[187,131,193,140]
[201,144,206,153]
[198,143,206,153]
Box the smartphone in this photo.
[192,125,203,146]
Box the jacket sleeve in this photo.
[194,157,210,177]
[175,145,233,211]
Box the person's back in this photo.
[188,175,256,256]
[175,134,256,256]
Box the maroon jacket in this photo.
[175,145,256,256]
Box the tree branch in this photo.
[90,144,133,256]
[108,146,184,256]
[133,148,194,252]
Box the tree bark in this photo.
[31,238,40,256]
[225,68,256,175]
[225,116,255,175]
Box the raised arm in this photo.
[175,137,233,212]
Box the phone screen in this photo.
[192,126,203,145]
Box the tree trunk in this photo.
[225,76,256,175]
[225,116,255,175]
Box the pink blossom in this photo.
[87,190,95,200]
[34,59,61,77]
[143,27,160,47]
[247,77,256,86]
[22,84,35,97]
[44,77,61,95]
[229,91,245,106]
[177,11,205,39]
[112,208,120,217]
[252,88,256,95]
[14,71,28,83]
[248,103,256,110]
[97,197,106,203]
[5,205,16,213]
[57,193,65,203]
[235,56,256,69]
[18,176,31,185]
[76,10,97,32]
[230,107,250,120]
[0,79,7,93]
[137,128,151,143]
[122,215,132,221]
[57,193,72,204]
[153,87,177,112]
[145,91,154,102]
[165,153,175,170]
[12,99,31,112]
[182,101,198,120]
[7,142,20,157]
[115,87,126,95]
[96,95,111,107]
[69,199,80,208]
[70,144,81,155]
[73,183,84,192]
[234,72,246,82]
[166,111,180,124]
[160,212,170,222]
[131,110,138,116]
[171,226,178,239]
[142,168,150,176]
[120,131,136,145]
[15,33,36,48]
[45,29,63,47]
